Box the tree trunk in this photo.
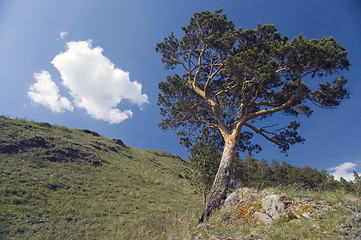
[199,135,237,223]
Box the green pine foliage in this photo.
[354,171,361,196]
[189,140,221,203]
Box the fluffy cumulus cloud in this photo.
[328,162,359,181]
[28,40,148,124]
[28,71,73,113]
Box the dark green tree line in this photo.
[191,148,359,194]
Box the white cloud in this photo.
[49,40,148,124]
[328,162,359,181]
[59,31,68,40]
[28,71,73,113]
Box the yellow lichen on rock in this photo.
[234,201,263,223]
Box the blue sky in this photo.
[1,0,360,180]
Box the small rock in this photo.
[114,139,127,148]
[81,129,100,137]
[38,122,52,128]
[223,189,241,209]
[261,194,286,219]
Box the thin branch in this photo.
[241,76,252,103]
[253,101,276,108]
[260,124,278,130]
[276,66,288,73]
[192,48,206,88]
[214,76,235,97]
[236,78,258,124]
[194,114,218,130]
[209,64,225,80]
[242,78,263,118]
[244,123,280,145]
[188,47,229,139]
[205,63,225,98]
[249,79,263,106]
[301,70,312,79]
[187,50,193,71]
[174,113,192,126]
[204,59,216,97]
[172,57,188,72]
[247,73,304,120]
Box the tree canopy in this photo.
[157,9,349,153]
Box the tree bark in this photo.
[199,135,237,223]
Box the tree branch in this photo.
[171,55,189,72]
[247,74,303,120]
[205,61,225,99]
[234,76,258,125]
[276,66,288,73]
[187,47,229,138]
[214,76,236,97]
[253,101,276,108]
[244,123,280,145]
[174,112,192,126]
[242,77,263,118]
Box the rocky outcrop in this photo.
[222,187,333,224]
[186,186,359,239]
[114,139,127,148]
[45,147,103,166]
[81,129,101,137]
[0,136,54,154]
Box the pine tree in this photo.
[353,170,361,199]
[190,132,221,204]
[156,9,350,219]
[258,158,273,188]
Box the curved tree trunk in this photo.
[199,135,237,223]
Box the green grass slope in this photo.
[0,116,202,239]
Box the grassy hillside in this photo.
[0,116,202,239]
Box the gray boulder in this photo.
[221,188,333,224]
